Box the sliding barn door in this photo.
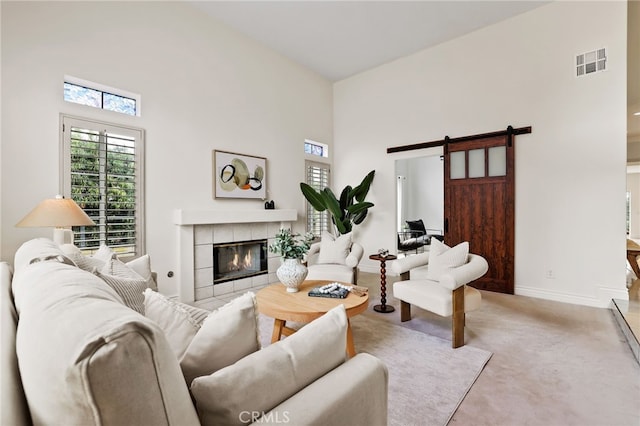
[444,134,514,294]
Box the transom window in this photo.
[63,76,140,117]
[304,139,329,158]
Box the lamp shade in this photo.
[16,195,96,228]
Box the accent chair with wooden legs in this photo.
[391,240,488,348]
[305,232,364,284]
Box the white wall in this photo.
[1,1,333,295]
[334,1,628,307]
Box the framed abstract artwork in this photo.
[213,150,267,199]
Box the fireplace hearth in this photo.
[213,239,268,284]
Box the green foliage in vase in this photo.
[269,229,315,259]
[300,170,375,235]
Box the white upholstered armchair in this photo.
[305,232,364,284]
[391,240,488,348]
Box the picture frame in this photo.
[213,150,267,199]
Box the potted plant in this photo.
[300,170,375,235]
[269,229,314,293]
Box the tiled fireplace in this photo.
[174,209,297,303]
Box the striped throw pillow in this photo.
[94,270,147,314]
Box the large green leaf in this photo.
[321,188,343,222]
[346,201,374,216]
[339,186,353,211]
[353,170,375,202]
[352,209,368,225]
[300,183,327,211]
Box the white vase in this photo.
[276,258,308,293]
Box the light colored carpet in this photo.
[356,272,640,426]
[258,313,492,426]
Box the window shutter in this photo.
[62,116,144,256]
[305,161,330,238]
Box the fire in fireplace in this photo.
[213,239,268,284]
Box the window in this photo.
[305,160,330,238]
[63,76,140,116]
[61,115,145,256]
[304,139,328,158]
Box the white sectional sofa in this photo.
[1,238,388,425]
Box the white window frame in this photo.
[60,114,145,257]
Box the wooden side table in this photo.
[369,254,397,313]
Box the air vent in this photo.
[576,48,606,77]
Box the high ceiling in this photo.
[188,1,638,145]
[190,1,548,82]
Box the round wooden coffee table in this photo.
[256,280,369,357]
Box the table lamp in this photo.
[16,195,96,245]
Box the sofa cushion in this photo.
[317,232,352,265]
[143,288,211,359]
[394,279,481,316]
[1,262,31,426]
[14,238,74,271]
[190,304,347,425]
[306,263,355,283]
[426,239,469,282]
[180,292,260,385]
[12,240,199,425]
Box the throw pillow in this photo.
[93,244,116,263]
[181,292,260,385]
[61,244,106,272]
[143,289,211,360]
[94,269,147,314]
[127,254,157,291]
[190,304,348,426]
[102,256,145,280]
[426,239,469,282]
[317,232,352,265]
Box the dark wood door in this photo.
[444,135,514,294]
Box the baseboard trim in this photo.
[516,285,628,308]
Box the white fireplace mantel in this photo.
[174,209,298,303]
[173,209,297,225]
